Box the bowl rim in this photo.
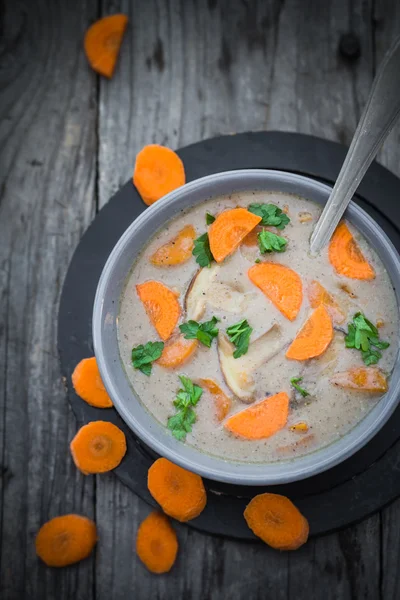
[93,169,400,485]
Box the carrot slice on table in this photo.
[136,280,181,341]
[208,208,262,262]
[241,225,264,247]
[332,367,388,392]
[308,280,345,325]
[72,357,113,408]
[136,511,178,574]
[148,458,207,522]
[198,378,231,421]
[157,335,198,368]
[286,305,333,361]
[329,222,375,280]
[224,392,289,440]
[248,262,303,321]
[133,145,186,206]
[35,514,97,567]
[244,493,309,550]
[84,14,128,78]
[150,225,196,266]
[70,421,126,474]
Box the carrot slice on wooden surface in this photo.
[224,392,289,440]
[244,493,309,550]
[136,281,181,341]
[35,514,97,567]
[241,225,264,247]
[329,222,375,280]
[72,357,113,408]
[70,421,126,474]
[332,367,388,392]
[308,280,345,325]
[277,434,316,457]
[150,225,196,266]
[148,458,207,522]
[133,145,186,206]
[136,512,178,574]
[208,208,262,262]
[84,14,128,78]
[248,262,303,321]
[198,378,231,421]
[286,305,333,361]
[157,335,198,368]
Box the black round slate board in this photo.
[58,132,400,540]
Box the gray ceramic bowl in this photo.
[93,170,400,485]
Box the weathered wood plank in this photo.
[97,0,283,208]
[373,2,400,599]
[0,1,98,598]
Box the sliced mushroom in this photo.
[207,281,248,314]
[218,333,256,402]
[218,325,284,402]
[184,264,219,320]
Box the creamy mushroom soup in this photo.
[117,191,398,463]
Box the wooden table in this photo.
[1,1,400,598]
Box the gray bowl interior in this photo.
[93,170,400,485]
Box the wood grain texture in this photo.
[1,0,400,598]
[0,0,98,598]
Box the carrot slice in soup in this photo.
[332,367,387,392]
[72,357,113,408]
[84,14,128,78]
[308,280,345,324]
[248,262,303,321]
[244,493,309,550]
[148,458,207,522]
[199,378,231,421]
[150,225,196,266]
[70,421,127,474]
[329,222,375,280]
[157,335,198,368]
[136,512,178,574]
[35,514,97,567]
[286,305,333,360]
[136,281,181,341]
[224,392,289,440]
[241,225,264,247]
[133,145,185,206]
[208,208,262,262]
[277,434,316,457]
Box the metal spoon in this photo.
[310,36,400,255]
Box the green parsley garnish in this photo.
[131,341,164,376]
[290,376,309,398]
[226,319,253,359]
[248,203,290,230]
[179,316,219,348]
[258,230,287,254]
[255,258,261,263]
[192,232,214,267]
[206,212,216,225]
[167,375,203,441]
[345,312,390,366]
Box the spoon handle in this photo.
[310,36,400,255]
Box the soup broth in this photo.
[118,191,398,463]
